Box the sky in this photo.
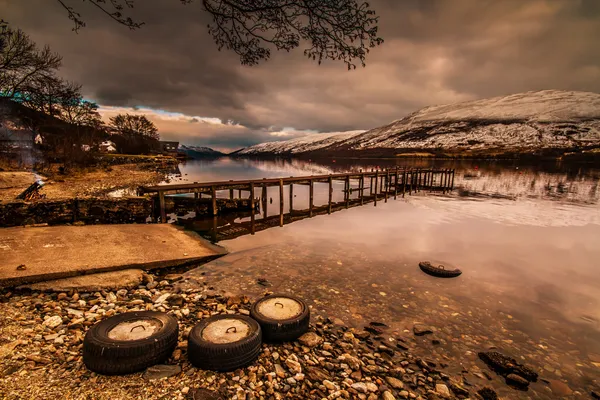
[3,0,600,153]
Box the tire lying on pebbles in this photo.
[83,311,178,375]
[187,314,262,372]
[419,261,462,278]
[250,294,310,342]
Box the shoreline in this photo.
[0,267,492,400]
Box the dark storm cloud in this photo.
[2,0,599,148]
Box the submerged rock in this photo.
[506,373,529,388]
[477,387,499,400]
[413,324,434,336]
[478,351,538,382]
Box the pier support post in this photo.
[451,169,455,190]
[385,170,389,202]
[402,170,406,198]
[360,173,365,205]
[345,175,350,208]
[262,184,268,219]
[374,170,378,206]
[289,183,294,214]
[159,190,166,223]
[309,179,314,217]
[249,183,255,234]
[211,186,217,216]
[328,176,333,214]
[394,167,398,199]
[279,179,284,227]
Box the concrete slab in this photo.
[0,224,227,287]
[17,269,147,292]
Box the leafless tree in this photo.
[54,0,383,69]
[0,27,62,98]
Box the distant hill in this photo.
[236,90,600,159]
[178,144,224,158]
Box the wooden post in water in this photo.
[279,179,284,227]
[249,183,255,235]
[262,184,268,219]
[402,170,406,198]
[328,176,333,214]
[394,167,398,199]
[211,216,218,242]
[451,169,455,190]
[309,179,314,217]
[345,175,350,208]
[360,173,365,205]
[211,186,217,216]
[384,170,389,202]
[380,171,384,193]
[238,189,242,198]
[159,190,166,223]
[289,183,294,214]
[229,188,234,199]
[374,170,378,206]
[194,192,199,199]
[408,170,412,195]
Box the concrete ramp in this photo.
[0,224,227,287]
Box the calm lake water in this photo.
[172,157,600,399]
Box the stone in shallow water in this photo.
[477,387,498,400]
[413,324,434,336]
[549,379,572,396]
[143,364,181,380]
[435,383,451,398]
[506,373,529,387]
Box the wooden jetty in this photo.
[140,168,455,232]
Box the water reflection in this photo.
[174,157,600,398]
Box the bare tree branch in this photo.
[53,0,383,67]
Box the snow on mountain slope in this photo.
[237,130,364,155]
[179,144,223,157]
[237,90,600,156]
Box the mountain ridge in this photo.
[237,90,600,158]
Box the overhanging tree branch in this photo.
[52,0,383,68]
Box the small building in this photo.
[100,140,117,153]
[159,141,179,153]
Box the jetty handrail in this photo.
[140,168,448,194]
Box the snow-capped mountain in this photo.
[178,144,224,158]
[237,90,600,158]
[236,130,364,155]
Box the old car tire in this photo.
[188,314,262,372]
[250,294,310,342]
[419,261,462,278]
[83,311,179,375]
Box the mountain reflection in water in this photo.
[172,157,599,399]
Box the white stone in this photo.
[42,316,63,329]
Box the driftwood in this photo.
[16,181,45,201]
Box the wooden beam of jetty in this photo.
[139,168,455,223]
